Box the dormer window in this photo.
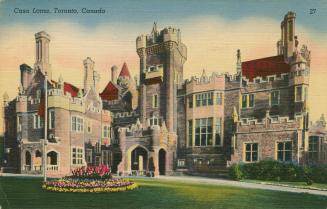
[149,116,159,126]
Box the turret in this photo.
[34,31,51,80]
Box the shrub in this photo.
[229,164,243,180]
[229,160,327,184]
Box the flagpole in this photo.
[43,72,48,182]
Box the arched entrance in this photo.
[25,151,31,171]
[131,146,148,172]
[34,150,42,171]
[159,149,166,175]
[47,151,59,171]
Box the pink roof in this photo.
[119,62,131,78]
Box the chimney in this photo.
[83,57,95,93]
[34,31,52,80]
[111,65,118,84]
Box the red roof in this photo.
[100,81,119,101]
[64,82,79,97]
[119,62,131,78]
[51,80,80,97]
[242,55,290,81]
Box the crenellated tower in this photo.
[136,23,187,133]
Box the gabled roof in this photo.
[119,62,131,78]
[100,81,120,101]
[242,55,290,81]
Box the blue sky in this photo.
[0,0,327,32]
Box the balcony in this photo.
[145,65,163,83]
[47,165,59,171]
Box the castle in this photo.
[2,12,326,177]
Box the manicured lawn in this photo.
[0,177,327,209]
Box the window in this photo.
[149,116,159,126]
[270,91,280,106]
[95,143,101,153]
[71,116,83,132]
[277,141,292,161]
[216,92,223,105]
[242,94,255,108]
[177,159,185,167]
[245,143,258,162]
[152,94,158,108]
[308,136,319,161]
[86,149,92,165]
[87,120,92,133]
[295,86,308,102]
[188,95,193,108]
[188,120,193,146]
[195,118,213,146]
[295,86,302,102]
[33,114,43,129]
[102,150,111,166]
[249,94,255,108]
[49,110,55,129]
[196,94,201,107]
[72,147,84,165]
[103,125,110,138]
[288,20,293,41]
[215,118,222,145]
[195,92,213,107]
[17,116,22,132]
[242,95,247,108]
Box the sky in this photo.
[0,0,326,133]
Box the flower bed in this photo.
[42,164,138,193]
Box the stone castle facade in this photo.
[2,12,326,177]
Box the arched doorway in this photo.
[159,149,166,175]
[131,146,148,172]
[25,151,31,171]
[34,150,42,171]
[47,151,58,171]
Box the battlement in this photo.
[242,73,289,86]
[237,114,304,133]
[136,25,182,49]
[185,71,242,94]
[114,111,139,119]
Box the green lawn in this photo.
[0,177,327,209]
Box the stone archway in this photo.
[158,149,166,175]
[47,151,59,171]
[130,146,148,172]
[25,151,31,171]
[34,150,42,171]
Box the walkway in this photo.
[155,175,327,196]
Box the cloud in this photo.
[0,15,326,132]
